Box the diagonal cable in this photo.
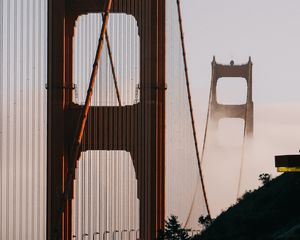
[53,0,113,238]
[103,13,122,106]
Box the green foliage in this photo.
[158,215,190,240]
[258,173,272,185]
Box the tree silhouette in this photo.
[158,215,190,240]
[259,173,272,185]
[198,215,213,229]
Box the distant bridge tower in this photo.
[209,57,253,137]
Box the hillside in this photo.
[194,173,300,240]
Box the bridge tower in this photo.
[47,1,166,240]
[209,57,253,137]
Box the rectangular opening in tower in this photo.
[72,150,140,238]
[217,77,247,104]
[73,14,140,106]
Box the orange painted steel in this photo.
[47,0,166,239]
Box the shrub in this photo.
[158,215,190,240]
[259,173,272,185]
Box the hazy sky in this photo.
[181,0,300,216]
[182,0,300,104]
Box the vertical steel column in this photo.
[64,13,77,240]
[47,0,66,239]
[156,0,166,235]
[141,0,165,238]
[47,0,77,239]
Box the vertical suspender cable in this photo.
[104,18,108,233]
[110,13,116,232]
[43,3,47,236]
[120,14,123,232]
[87,15,91,236]
[37,0,42,237]
[32,0,37,235]
[92,14,96,236]
[116,15,120,232]
[95,14,98,234]
[127,16,130,232]
[93,15,97,233]
[0,0,3,235]
[138,13,141,228]
[131,16,135,230]
[106,17,109,234]
[25,1,30,237]
[19,0,25,237]
[114,15,118,232]
[80,19,84,235]
[109,16,113,233]
[104,13,121,107]
[123,14,126,231]
[12,0,18,238]
[132,15,135,231]
[114,19,117,227]
[29,0,34,235]
[98,17,101,233]
[118,14,122,232]
[74,16,79,238]
[97,18,102,229]
[84,17,88,236]
[128,17,132,230]
[176,0,211,217]
[96,15,100,233]
[81,18,85,236]
[6,1,11,238]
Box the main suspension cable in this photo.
[176,0,211,218]
[200,60,215,165]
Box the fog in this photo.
[182,0,300,217]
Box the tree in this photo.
[158,215,190,240]
[259,173,272,185]
[198,215,213,229]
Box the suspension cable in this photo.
[184,61,214,228]
[53,1,113,238]
[103,13,122,106]
[236,111,248,199]
[176,0,211,218]
[200,60,214,165]
[236,61,252,199]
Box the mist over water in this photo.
[181,0,300,218]
[201,103,300,217]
